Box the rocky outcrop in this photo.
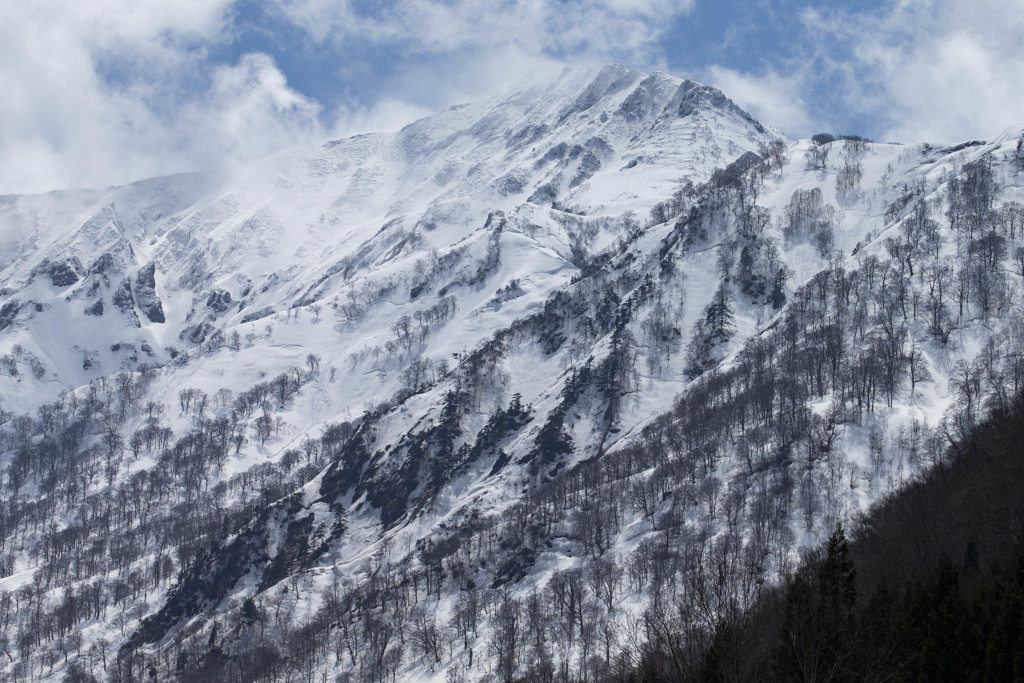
[133,263,165,323]
[205,289,232,313]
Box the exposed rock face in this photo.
[29,257,85,288]
[111,278,141,327]
[0,301,19,331]
[133,263,165,323]
[205,289,232,313]
[181,321,214,344]
[112,279,134,313]
[48,259,83,287]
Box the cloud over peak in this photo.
[1,0,1021,195]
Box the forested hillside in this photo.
[0,66,1023,681]
[631,388,1024,682]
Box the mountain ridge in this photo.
[1,65,1023,682]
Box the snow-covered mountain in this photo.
[1,64,1023,682]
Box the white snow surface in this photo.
[1,64,1024,681]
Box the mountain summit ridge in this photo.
[0,65,776,414]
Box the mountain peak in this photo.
[3,52,1024,683]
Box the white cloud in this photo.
[5,0,1019,195]
[330,99,437,139]
[268,0,693,63]
[802,0,1024,142]
[706,66,814,137]
[0,0,233,193]
[0,2,331,194]
[261,0,699,134]
[192,53,325,165]
[695,0,1024,143]
[0,0,698,195]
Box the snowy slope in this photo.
[0,66,774,417]
[1,66,1023,682]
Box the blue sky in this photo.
[2,0,1022,194]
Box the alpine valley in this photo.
[1,64,1023,682]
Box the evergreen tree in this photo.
[705,285,736,344]
[984,550,1024,682]
[685,285,735,378]
[917,561,968,682]
[817,523,857,680]
[774,524,857,682]
[775,571,819,682]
